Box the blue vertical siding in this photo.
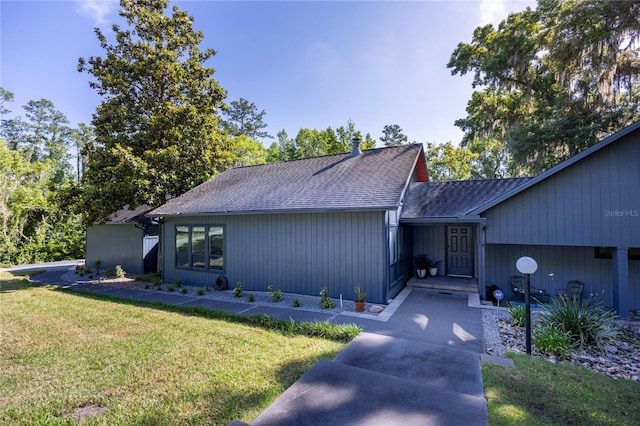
[86,224,143,274]
[411,225,446,276]
[484,132,640,247]
[162,211,388,303]
[485,244,621,307]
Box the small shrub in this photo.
[507,303,526,327]
[197,288,205,296]
[292,299,301,308]
[167,286,175,292]
[204,285,210,292]
[533,323,575,357]
[136,273,162,286]
[144,284,150,289]
[173,280,182,288]
[247,293,255,302]
[181,288,188,294]
[233,281,243,298]
[115,265,125,278]
[320,287,335,309]
[268,285,282,302]
[94,259,102,274]
[104,268,115,277]
[536,296,619,352]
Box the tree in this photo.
[448,0,640,175]
[379,124,408,147]
[424,142,478,181]
[69,124,95,182]
[227,135,266,167]
[77,0,228,223]
[222,98,273,140]
[0,139,84,264]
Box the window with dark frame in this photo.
[175,225,225,271]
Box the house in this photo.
[85,205,158,275]
[147,140,428,304]
[402,121,640,318]
[143,122,639,318]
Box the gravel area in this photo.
[72,274,386,315]
[481,306,640,381]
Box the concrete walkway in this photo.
[6,263,489,425]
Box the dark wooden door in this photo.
[447,226,474,276]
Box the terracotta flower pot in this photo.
[354,301,365,312]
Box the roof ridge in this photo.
[230,143,421,171]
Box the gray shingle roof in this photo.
[105,205,155,224]
[149,144,424,216]
[401,178,531,220]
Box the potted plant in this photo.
[415,255,429,278]
[429,260,442,277]
[354,284,366,312]
[428,260,442,277]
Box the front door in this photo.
[447,226,474,276]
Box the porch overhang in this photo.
[400,216,486,225]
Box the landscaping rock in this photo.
[482,309,640,382]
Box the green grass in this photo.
[0,272,353,425]
[483,353,640,425]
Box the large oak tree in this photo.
[448,0,640,176]
[78,0,228,223]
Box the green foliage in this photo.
[173,280,182,288]
[448,0,640,176]
[247,293,255,302]
[533,323,575,357]
[197,288,205,296]
[379,124,408,147]
[507,303,526,327]
[115,265,126,278]
[536,297,619,352]
[0,136,84,265]
[424,141,479,181]
[135,273,161,286]
[354,284,366,302]
[320,287,335,309]
[77,0,229,223]
[222,98,272,140]
[267,285,282,302]
[292,299,301,308]
[233,281,243,298]
[266,119,376,162]
[227,135,267,167]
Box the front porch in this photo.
[407,275,479,293]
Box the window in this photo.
[175,225,225,271]
[389,226,403,264]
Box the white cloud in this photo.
[479,0,534,26]
[73,0,118,27]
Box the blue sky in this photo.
[1,0,534,146]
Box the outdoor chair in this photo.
[510,275,528,301]
[557,280,584,301]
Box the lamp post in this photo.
[516,256,538,355]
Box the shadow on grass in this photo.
[0,271,43,293]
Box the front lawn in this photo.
[0,272,349,425]
[483,353,640,425]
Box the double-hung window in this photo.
[175,225,224,271]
